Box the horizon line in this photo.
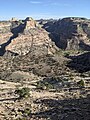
[0,16,89,21]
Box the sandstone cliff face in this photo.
[0,17,58,56]
[6,28,56,55]
[24,17,37,29]
[43,17,90,50]
[1,17,90,57]
[0,21,11,33]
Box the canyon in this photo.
[0,17,90,120]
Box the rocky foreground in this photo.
[0,17,90,120]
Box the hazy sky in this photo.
[0,0,90,20]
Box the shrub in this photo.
[36,81,54,90]
[63,51,70,57]
[15,87,30,98]
[77,80,85,87]
[44,82,54,90]
[24,108,31,116]
[36,81,45,89]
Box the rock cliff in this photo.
[1,17,90,57]
[43,17,90,50]
[0,17,58,56]
[6,28,57,56]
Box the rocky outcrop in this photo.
[25,17,38,29]
[0,17,58,56]
[1,17,90,57]
[0,21,11,33]
[6,28,57,55]
[43,17,90,50]
[11,17,18,22]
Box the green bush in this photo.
[24,108,31,115]
[36,81,54,90]
[77,80,85,87]
[63,51,70,57]
[15,87,30,98]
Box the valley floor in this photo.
[0,72,90,120]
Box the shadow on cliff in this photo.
[42,21,66,49]
[31,95,90,120]
[67,52,90,73]
[79,40,90,51]
[43,21,90,50]
[0,21,26,56]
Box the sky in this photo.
[0,0,90,20]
